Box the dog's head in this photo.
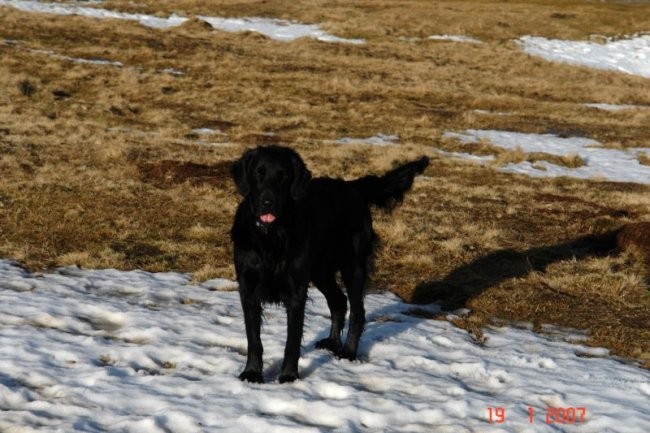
[231,146,311,228]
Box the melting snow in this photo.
[584,103,648,111]
[0,0,363,44]
[28,48,124,67]
[427,35,482,44]
[336,133,399,146]
[198,16,365,44]
[162,68,185,76]
[518,34,650,78]
[443,130,650,184]
[0,260,649,431]
[0,0,189,28]
[190,128,224,135]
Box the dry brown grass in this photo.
[640,152,650,166]
[1,0,649,367]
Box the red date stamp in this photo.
[487,407,506,424]
[544,407,586,424]
[487,406,587,424]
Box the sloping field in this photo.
[0,0,649,367]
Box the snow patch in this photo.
[443,130,650,184]
[0,0,363,44]
[336,133,399,146]
[0,260,649,431]
[0,0,188,28]
[585,103,649,111]
[428,35,482,44]
[190,128,223,136]
[433,148,496,165]
[161,68,185,76]
[518,34,650,78]
[28,48,123,67]
[198,16,365,44]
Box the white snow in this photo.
[401,35,482,44]
[584,103,648,111]
[433,148,496,165]
[428,35,482,44]
[471,109,510,116]
[28,48,124,67]
[1,259,649,432]
[336,133,399,146]
[0,0,189,28]
[0,0,363,44]
[190,128,225,136]
[198,16,365,44]
[162,68,185,76]
[518,34,650,78]
[443,130,650,184]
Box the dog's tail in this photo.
[351,156,429,210]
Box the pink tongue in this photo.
[260,213,276,223]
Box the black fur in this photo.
[230,145,429,383]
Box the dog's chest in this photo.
[256,243,309,304]
[248,238,290,302]
[258,272,294,304]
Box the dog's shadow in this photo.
[411,230,619,308]
[304,230,620,369]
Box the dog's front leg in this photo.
[239,292,264,383]
[279,286,307,383]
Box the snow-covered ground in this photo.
[443,130,650,184]
[518,34,650,78]
[0,0,364,44]
[1,260,649,432]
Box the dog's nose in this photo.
[261,199,273,211]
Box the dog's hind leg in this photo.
[339,235,372,361]
[313,270,348,353]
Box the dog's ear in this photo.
[290,152,312,200]
[231,148,257,196]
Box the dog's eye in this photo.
[256,166,266,179]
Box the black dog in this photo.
[231,145,428,383]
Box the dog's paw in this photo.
[278,372,299,384]
[239,370,264,383]
[315,337,341,353]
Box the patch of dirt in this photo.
[138,160,232,189]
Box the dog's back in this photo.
[305,156,430,263]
